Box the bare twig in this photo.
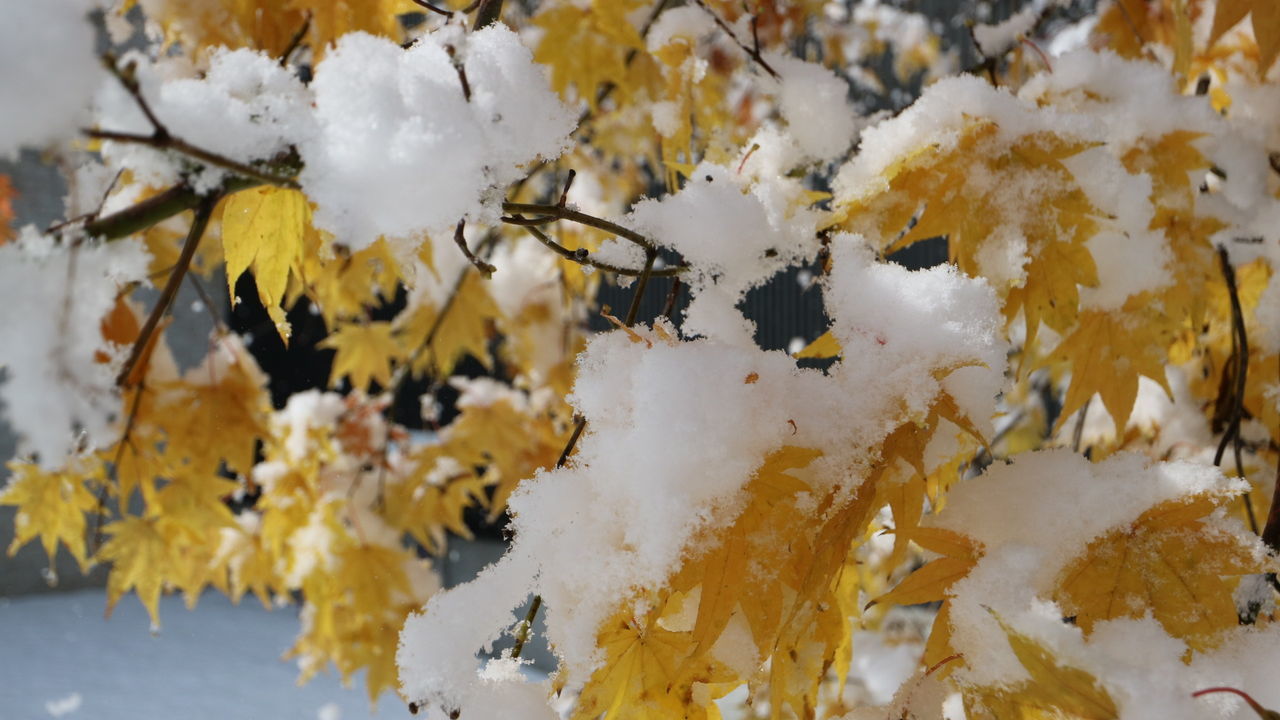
[624,248,658,326]
[279,11,313,66]
[453,220,495,276]
[1071,396,1090,454]
[472,0,504,29]
[117,195,218,387]
[557,169,576,208]
[1213,246,1258,534]
[514,221,683,277]
[660,276,683,321]
[85,129,301,189]
[501,202,655,251]
[690,0,779,78]
[411,0,455,17]
[101,53,168,138]
[510,595,543,659]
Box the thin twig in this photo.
[472,0,504,29]
[411,0,455,17]
[91,382,147,554]
[624,249,658,326]
[185,271,231,337]
[557,169,576,208]
[117,195,218,387]
[690,0,779,78]
[85,129,301,189]
[557,416,587,468]
[279,11,313,66]
[1072,396,1090,454]
[516,222,683,277]
[660,276,683,321]
[453,220,495,276]
[510,595,542,659]
[1214,246,1257,534]
[501,202,655,251]
[101,54,168,138]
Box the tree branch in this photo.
[116,195,218,387]
[472,0,504,29]
[85,129,301,189]
[515,221,683,277]
[501,202,655,250]
[84,176,261,241]
[690,0,779,79]
[624,248,658,326]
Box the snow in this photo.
[931,450,1254,692]
[0,229,151,467]
[972,0,1063,56]
[398,239,1008,718]
[0,0,101,158]
[761,54,858,161]
[301,26,575,250]
[0,589,412,720]
[626,162,823,345]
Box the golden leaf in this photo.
[221,187,308,341]
[397,272,500,378]
[1054,494,1267,650]
[572,606,734,720]
[966,611,1119,720]
[1047,309,1173,434]
[98,515,173,626]
[532,0,647,110]
[0,459,102,573]
[1211,0,1280,71]
[320,321,404,390]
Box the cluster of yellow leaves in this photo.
[573,377,985,720]
[532,0,648,112]
[875,488,1270,715]
[118,0,419,59]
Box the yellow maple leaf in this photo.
[381,449,488,554]
[1047,308,1174,435]
[222,187,308,342]
[1211,0,1280,72]
[131,0,417,60]
[1054,493,1267,650]
[0,459,102,573]
[297,238,404,326]
[966,611,1119,720]
[155,345,272,476]
[532,0,647,110]
[320,321,404,390]
[397,272,500,378]
[439,397,565,520]
[840,124,1103,342]
[98,515,173,626]
[572,605,734,720]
